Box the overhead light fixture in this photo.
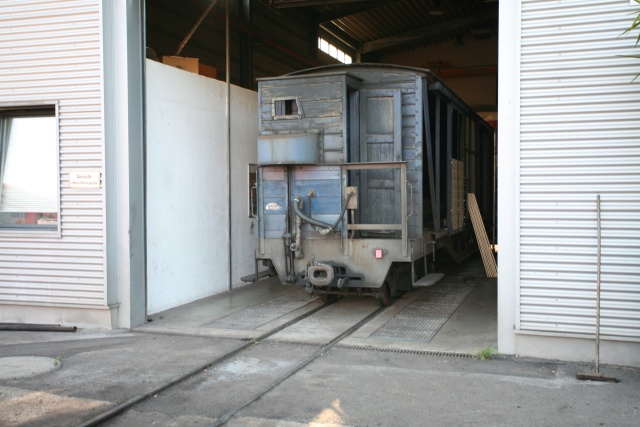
[430,0,444,16]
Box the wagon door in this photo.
[359,89,402,235]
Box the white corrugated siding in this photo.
[0,0,105,307]
[519,0,640,338]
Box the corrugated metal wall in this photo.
[519,0,640,338]
[0,1,105,307]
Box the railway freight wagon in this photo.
[252,64,494,304]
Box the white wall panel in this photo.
[230,84,261,287]
[146,60,259,315]
[0,0,105,309]
[519,0,640,339]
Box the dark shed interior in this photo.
[146,0,499,113]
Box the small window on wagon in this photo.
[0,104,59,231]
[272,96,303,120]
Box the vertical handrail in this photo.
[401,163,408,257]
[258,168,265,256]
[250,183,258,218]
[407,182,414,217]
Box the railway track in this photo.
[76,299,386,427]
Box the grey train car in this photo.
[253,63,494,305]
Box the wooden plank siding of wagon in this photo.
[260,76,345,164]
[359,88,403,236]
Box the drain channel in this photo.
[334,344,474,359]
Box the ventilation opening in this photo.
[272,97,303,119]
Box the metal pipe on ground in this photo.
[0,323,77,332]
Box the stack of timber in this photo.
[468,193,497,278]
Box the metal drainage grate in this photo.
[334,344,474,358]
[369,284,474,342]
[205,290,318,330]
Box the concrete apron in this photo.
[2,255,637,427]
[137,254,497,356]
[0,255,495,385]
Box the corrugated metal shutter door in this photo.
[0,1,105,307]
[519,0,640,339]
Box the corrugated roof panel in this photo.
[332,1,446,44]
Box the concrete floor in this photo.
[4,255,639,427]
[139,254,497,355]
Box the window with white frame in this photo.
[318,37,352,64]
[0,105,59,230]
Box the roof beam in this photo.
[319,22,361,51]
[271,0,402,22]
[206,7,323,67]
[270,0,386,8]
[316,1,402,23]
[361,8,496,54]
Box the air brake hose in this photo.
[292,191,354,233]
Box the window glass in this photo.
[0,109,58,229]
[318,37,353,64]
[320,38,329,52]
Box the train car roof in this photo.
[256,63,437,82]
[257,63,492,128]
[289,63,436,79]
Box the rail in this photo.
[75,300,386,427]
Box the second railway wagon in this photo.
[251,63,494,305]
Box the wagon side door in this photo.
[358,89,402,234]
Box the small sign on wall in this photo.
[69,171,101,189]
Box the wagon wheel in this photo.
[378,282,395,307]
